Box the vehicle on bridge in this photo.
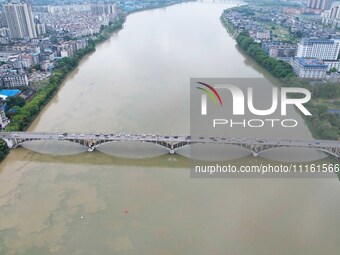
[0,132,339,158]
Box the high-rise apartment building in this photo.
[91,3,116,16]
[328,1,340,19]
[297,38,340,61]
[292,57,327,79]
[3,0,37,39]
[308,0,333,10]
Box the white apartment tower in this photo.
[3,0,37,39]
[328,1,340,19]
[308,0,333,10]
[297,38,340,61]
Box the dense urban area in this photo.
[0,0,188,159]
[0,2,339,254]
[0,0,338,160]
[221,0,340,143]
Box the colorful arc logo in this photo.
[196,82,223,116]
[196,82,223,106]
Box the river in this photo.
[0,1,339,254]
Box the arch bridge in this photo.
[0,132,339,158]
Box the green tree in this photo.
[34,64,42,71]
[330,67,338,73]
[50,37,58,44]
[6,96,25,110]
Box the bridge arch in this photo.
[88,139,192,154]
[0,133,339,159]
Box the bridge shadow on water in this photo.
[15,140,333,169]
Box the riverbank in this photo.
[220,11,340,142]
[0,2,194,162]
[220,15,237,37]
[0,12,126,160]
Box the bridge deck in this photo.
[0,132,339,148]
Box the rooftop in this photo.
[296,57,328,67]
[301,38,340,44]
[0,89,21,99]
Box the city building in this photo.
[60,48,72,58]
[329,1,340,18]
[91,3,116,16]
[40,60,54,71]
[59,42,76,58]
[47,4,91,14]
[3,0,37,39]
[75,39,88,51]
[0,28,10,37]
[0,100,9,130]
[322,1,340,23]
[262,42,297,58]
[324,60,340,71]
[39,51,55,62]
[91,4,105,16]
[308,0,332,10]
[256,30,271,40]
[35,23,46,36]
[0,12,8,28]
[292,57,327,79]
[296,38,340,61]
[2,73,28,86]
[106,4,116,15]
[21,53,33,69]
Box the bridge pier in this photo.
[0,133,339,161]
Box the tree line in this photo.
[236,31,296,78]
